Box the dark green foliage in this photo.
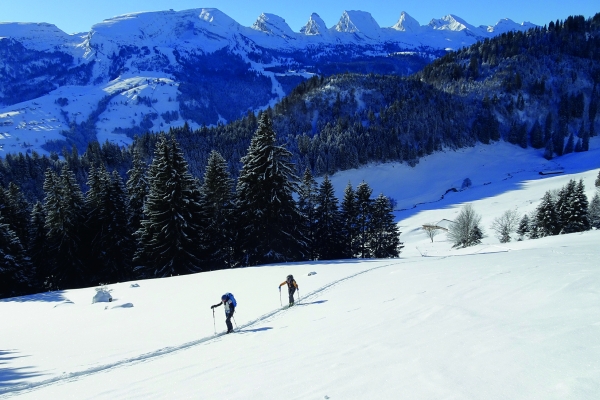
[235,114,306,265]
[298,168,319,260]
[134,134,204,277]
[314,176,343,260]
[516,214,530,238]
[589,192,600,229]
[369,194,403,258]
[340,182,359,259]
[0,215,30,298]
[355,182,373,258]
[535,191,560,237]
[558,179,590,234]
[126,149,148,232]
[43,166,87,289]
[199,150,236,269]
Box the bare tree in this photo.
[491,209,521,243]
[448,204,484,248]
[422,223,445,243]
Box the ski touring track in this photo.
[0,259,406,397]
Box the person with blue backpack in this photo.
[211,293,236,333]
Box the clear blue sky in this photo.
[0,0,597,34]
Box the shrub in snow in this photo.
[448,204,484,248]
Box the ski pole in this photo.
[279,287,282,307]
[212,308,216,335]
[233,315,238,329]
[297,288,300,304]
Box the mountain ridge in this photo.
[0,7,537,156]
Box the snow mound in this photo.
[92,288,113,304]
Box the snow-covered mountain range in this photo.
[0,8,535,156]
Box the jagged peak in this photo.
[428,14,474,32]
[251,13,295,38]
[333,10,380,34]
[300,13,328,36]
[391,11,421,32]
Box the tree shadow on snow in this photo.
[0,350,45,390]
[0,291,68,303]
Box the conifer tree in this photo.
[561,179,590,233]
[43,166,87,289]
[235,113,306,265]
[5,182,30,247]
[28,202,50,289]
[126,149,148,232]
[200,150,236,269]
[369,194,402,258]
[535,191,559,237]
[0,215,30,298]
[134,134,204,277]
[102,170,134,282]
[314,176,343,260]
[516,214,530,239]
[340,182,358,258]
[355,181,373,258]
[589,192,600,229]
[297,168,319,260]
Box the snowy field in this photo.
[1,142,600,399]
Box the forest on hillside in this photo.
[1,13,599,298]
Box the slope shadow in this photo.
[297,300,328,306]
[0,291,68,303]
[0,350,45,390]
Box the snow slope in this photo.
[1,142,600,399]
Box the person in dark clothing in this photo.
[279,274,299,306]
[211,293,235,333]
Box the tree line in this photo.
[440,172,600,249]
[0,114,403,299]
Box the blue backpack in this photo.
[224,293,237,307]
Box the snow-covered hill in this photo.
[1,141,599,399]
[0,7,535,156]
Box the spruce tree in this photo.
[235,113,306,265]
[355,181,373,258]
[535,191,559,237]
[340,182,358,258]
[589,192,600,229]
[561,179,590,233]
[314,176,343,260]
[103,170,134,282]
[43,166,87,289]
[126,149,148,232]
[134,134,204,277]
[369,194,402,258]
[297,168,318,260]
[5,182,30,247]
[200,150,236,269]
[0,215,30,298]
[516,214,530,239]
[28,202,50,290]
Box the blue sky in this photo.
[0,0,597,34]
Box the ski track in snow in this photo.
[0,260,403,397]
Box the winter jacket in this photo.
[212,297,235,315]
[279,280,298,290]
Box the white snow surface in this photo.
[2,141,600,399]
